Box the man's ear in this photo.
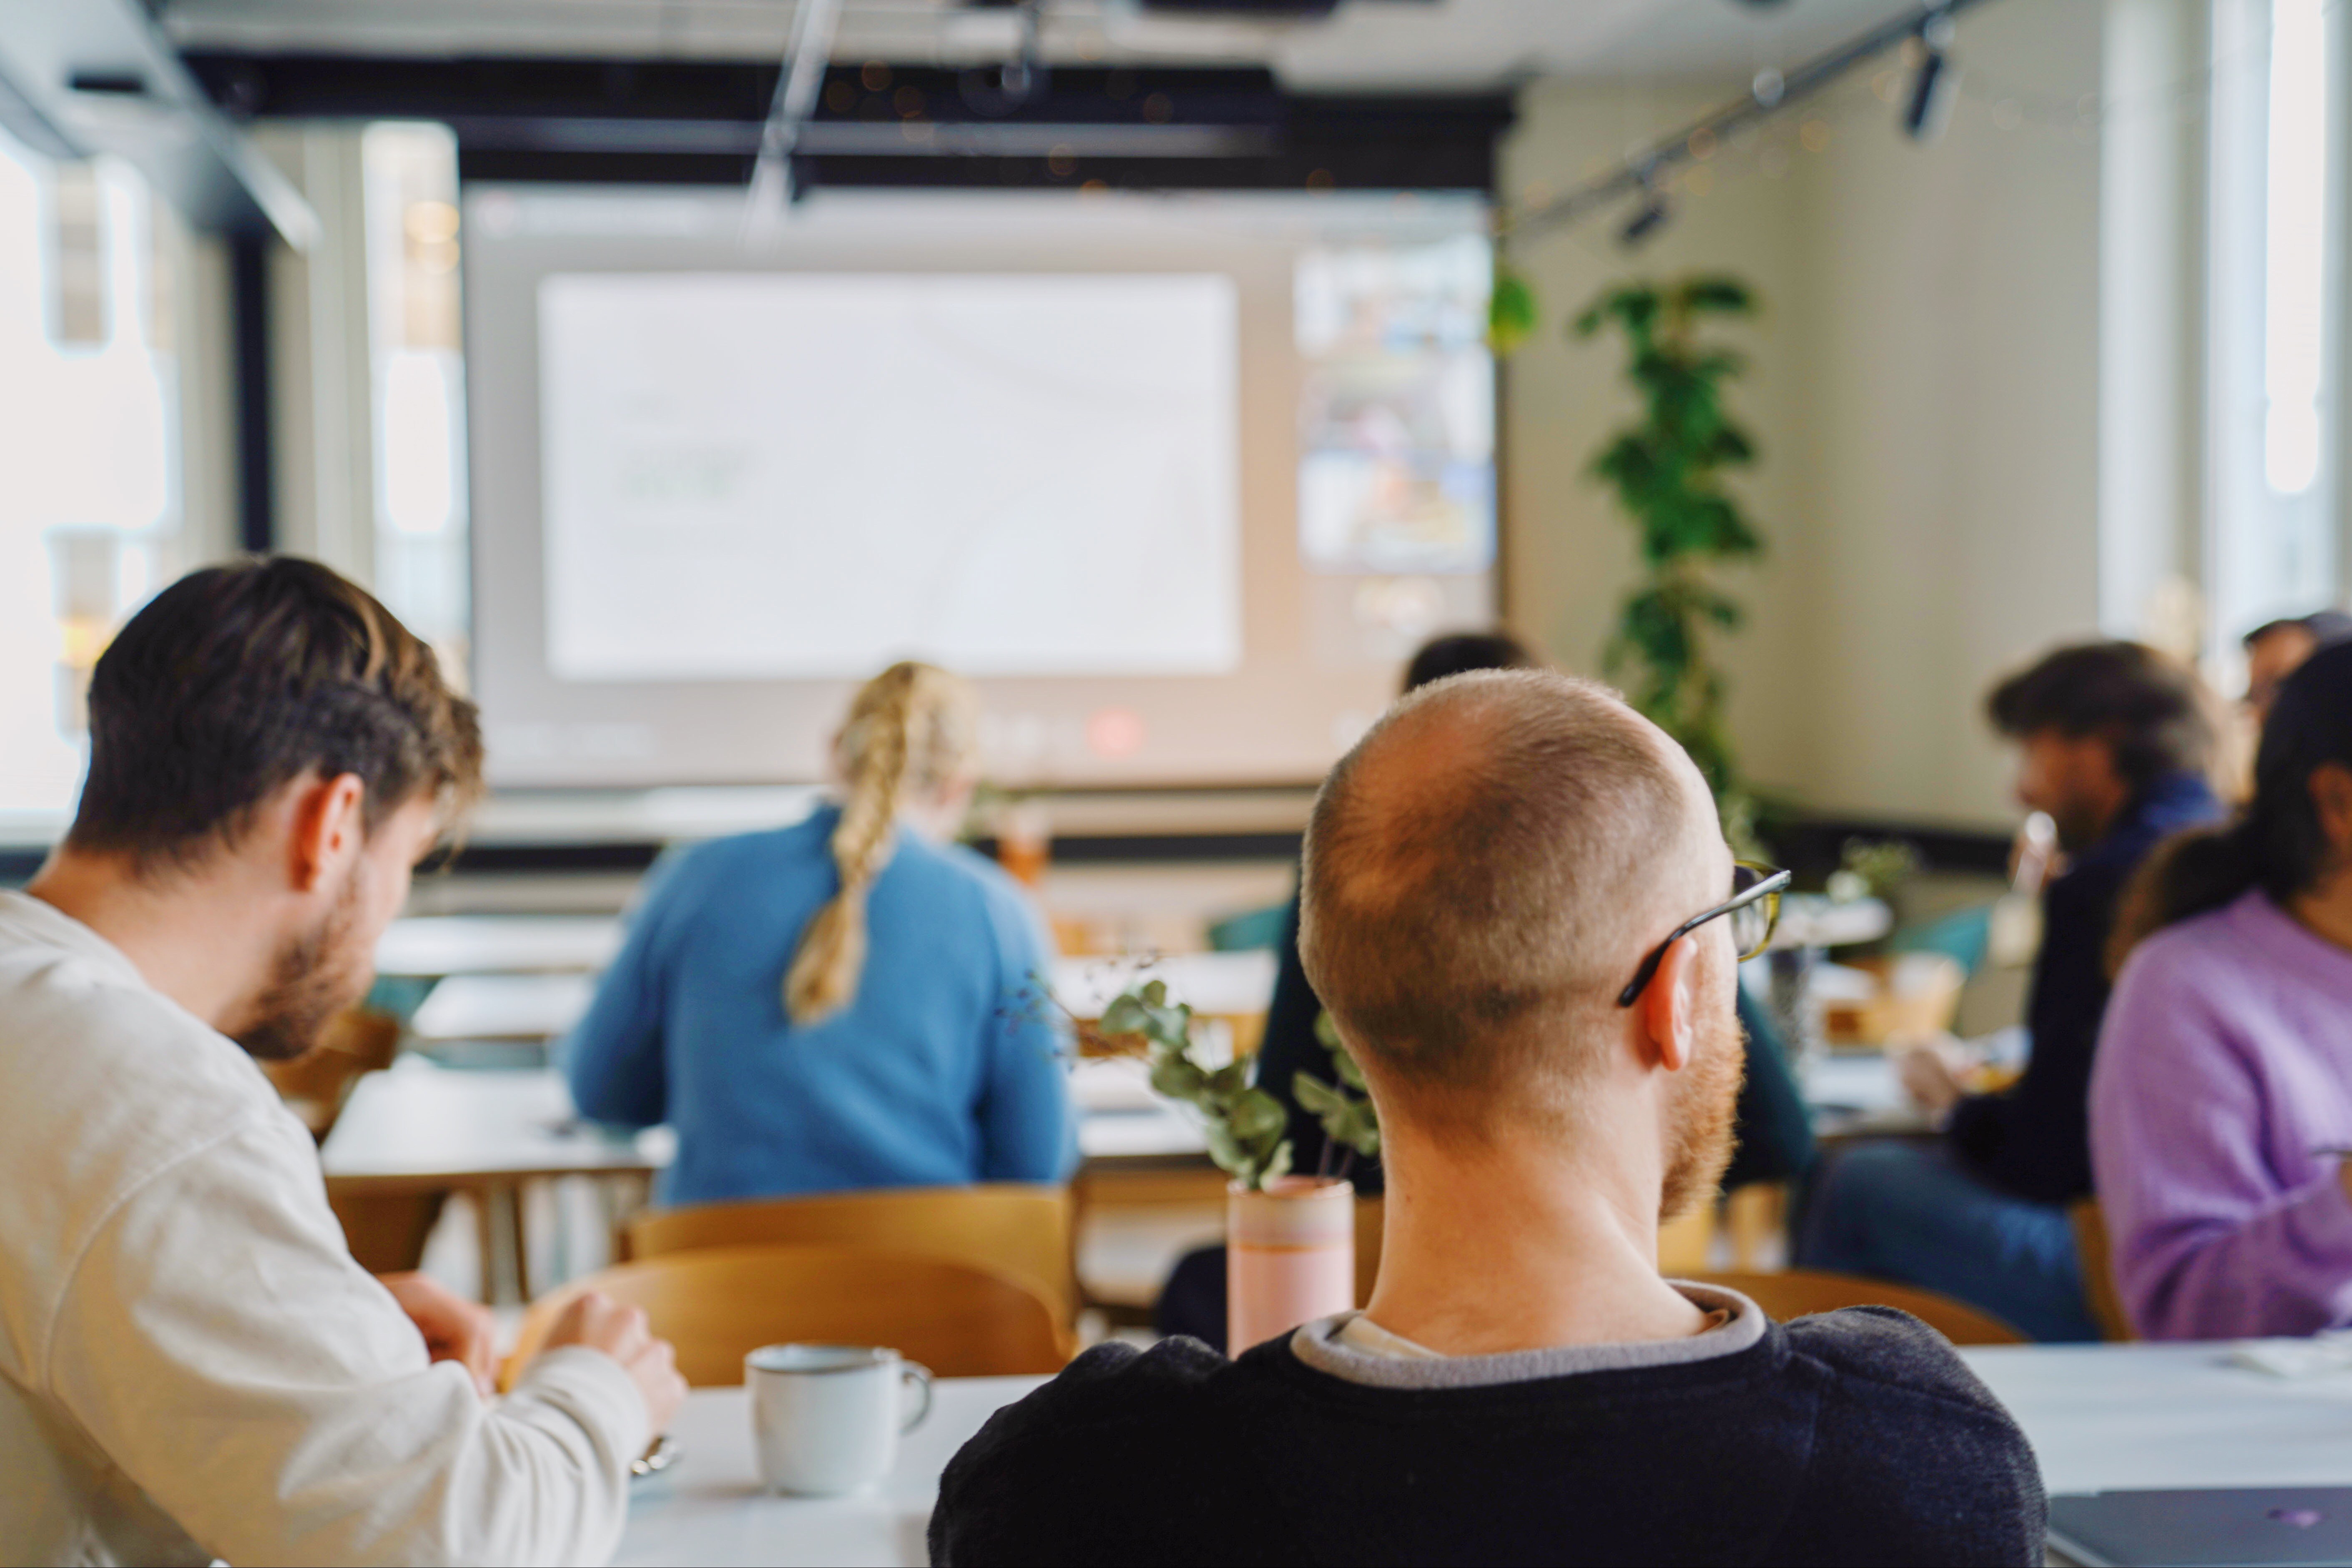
[288,773,369,894]
[1637,934,1699,1074]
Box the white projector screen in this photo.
[464,188,1496,789]
[539,272,1240,681]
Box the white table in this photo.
[615,1378,1042,1567]
[611,1354,2352,1568]
[406,953,1282,1047]
[1773,893,1892,951]
[377,916,626,978]
[1963,1342,2352,1495]
[408,951,1280,1045]
[612,1345,2352,1565]
[1800,1048,1933,1138]
[324,1061,1203,1216]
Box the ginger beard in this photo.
[233,860,375,1062]
[1658,997,1747,1222]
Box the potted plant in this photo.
[1097,980,1373,1350]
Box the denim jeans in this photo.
[1794,1139,2100,1343]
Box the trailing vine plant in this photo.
[1572,276,1766,848]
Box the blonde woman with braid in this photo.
[563,663,1076,1204]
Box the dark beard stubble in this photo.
[232,867,372,1062]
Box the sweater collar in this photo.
[0,888,151,991]
[1287,1282,1767,1390]
[2073,770,2223,872]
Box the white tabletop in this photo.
[407,951,1279,1045]
[612,1345,2352,1565]
[320,1059,674,1185]
[1960,1342,2352,1495]
[615,1377,1043,1568]
[1774,894,1893,951]
[321,1063,1205,1185]
[377,916,626,978]
[1800,1049,1933,1138]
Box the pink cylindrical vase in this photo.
[1228,1176,1355,1353]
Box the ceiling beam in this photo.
[0,0,317,247]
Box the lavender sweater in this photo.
[2089,891,2352,1340]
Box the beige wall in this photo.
[1501,0,2107,830]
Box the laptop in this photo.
[2049,1488,2352,1567]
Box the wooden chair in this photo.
[505,1242,1073,1390]
[2069,1197,2136,1342]
[1696,1269,2027,1345]
[625,1183,1076,1325]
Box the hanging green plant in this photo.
[1573,276,1765,848]
[1488,264,1539,356]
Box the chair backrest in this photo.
[507,1242,1073,1389]
[1695,1269,2027,1345]
[2068,1197,2136,1342]
[625,1183,1075,1323]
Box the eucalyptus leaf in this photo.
[1228,1088,1289,1142]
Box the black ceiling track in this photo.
[179,54,1513,193]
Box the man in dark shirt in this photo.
[1159,633,1815,1347]
[1797,642,2222,1341]
[935,671,2044,1567]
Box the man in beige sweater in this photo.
[0,558,685,1566]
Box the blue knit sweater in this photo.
[563,807,1076,1205]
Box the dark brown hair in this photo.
[1985,640,2218,792]
[2111,639,2352,968]
[68,557,483,869]
[1401,630,1541,695]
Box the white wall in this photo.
[1497,80,1813,808]
[1501,0,2109,830]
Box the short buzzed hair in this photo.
[1300,670,1697,1099]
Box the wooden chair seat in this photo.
[506,1242,1074,1389]
[625,1183,1075,1325]
[1696,1269,2027,1345]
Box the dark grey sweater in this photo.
[930,1297,2045,1567]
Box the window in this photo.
[0,133,188,830]
[2207,0,2347,671]
[362,123,470,681]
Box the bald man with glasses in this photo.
[931,671,2042,1567]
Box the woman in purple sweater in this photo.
[2090,640,2352,1340]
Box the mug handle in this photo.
[900,1362,934,1433]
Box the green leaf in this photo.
[1229,1089,1289,1142]
[1148,1053,1206,1101]
[1262,1139,1294,1186]
[1293,1071,1345,1116]
[1489,268,1539,356]
[1313,1009,1341,1050]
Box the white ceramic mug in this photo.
[745,1345,934,1496]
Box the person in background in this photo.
[934,671,2043,1567]
[2,558,684,1566]
[2091,642,2352,1340]
[1798,642,2224,1340]
[565,661,1075,1204]
[2243,609,2352,724]
[1157,629,1815,1345]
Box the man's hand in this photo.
[1896,1039,1970,1123]
[542,1291,688,1435]
[379,1271,498,1397]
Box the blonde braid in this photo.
[784,662,976,1025]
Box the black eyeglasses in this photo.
[1616,861,1792,1009]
